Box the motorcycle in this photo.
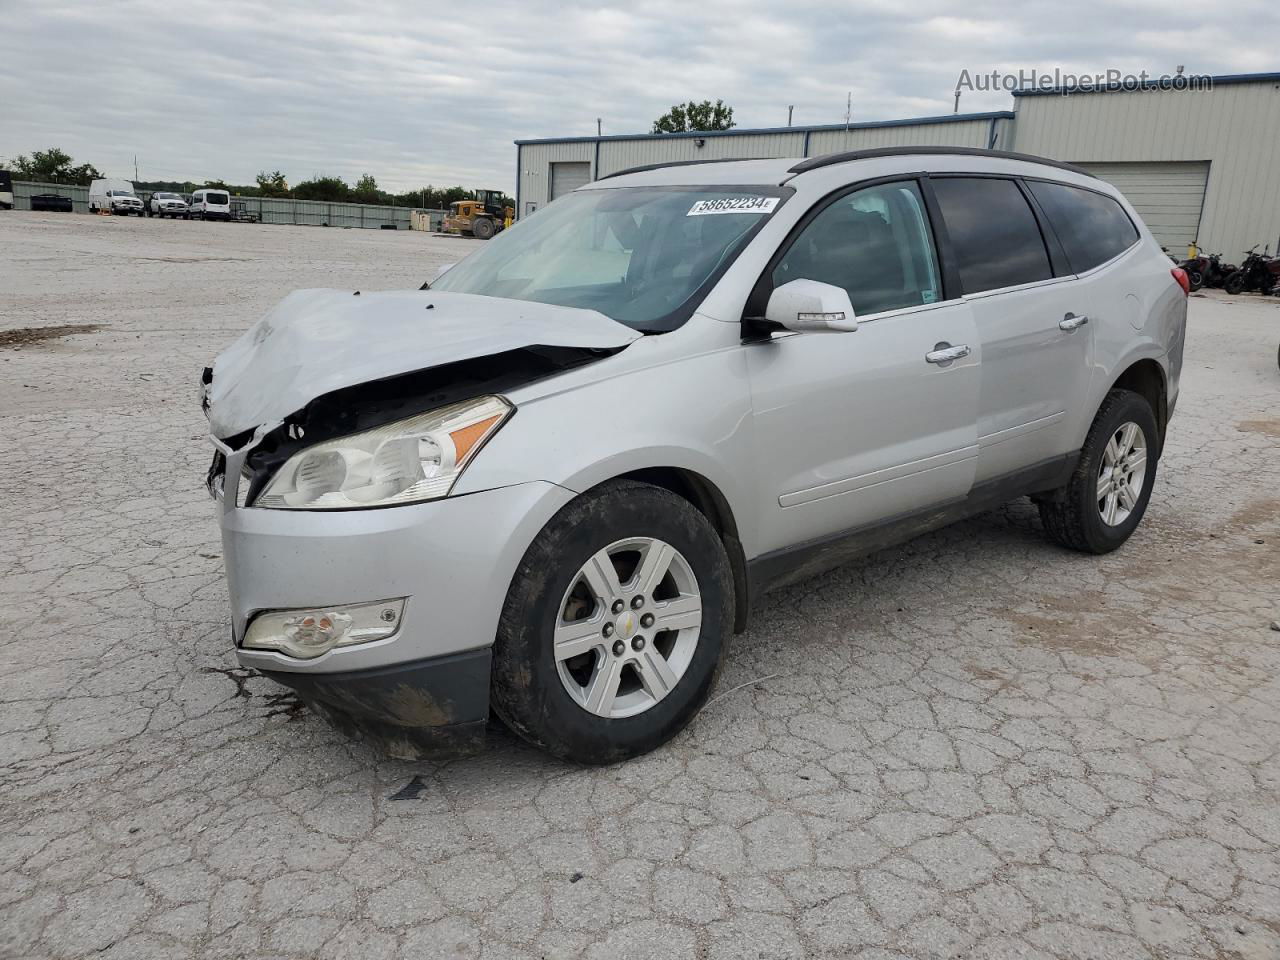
[1178,253,1210,291]
[1224,246,1280,295]
[1198,253,1237,289]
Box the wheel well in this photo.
[1111,359,1168,451]
[617,468,751,633]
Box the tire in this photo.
[492,480,733,764]
[1038,389,1159,554]
[1225,272,1246,295]
[471,216,495,240]
[183,213,190,220]
[1186,270,1203,292]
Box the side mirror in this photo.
[764,279,858,333]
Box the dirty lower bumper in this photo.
[262,647,492,759]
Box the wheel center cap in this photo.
[614,610,638,641]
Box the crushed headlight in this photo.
[254,395,512,509]
[243,598,406,659]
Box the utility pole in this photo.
[787,105,794,127]
[134,155,139,181]
[845,92,851,130]
[954,87,961,113]
[596,118,602,136]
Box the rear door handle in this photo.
[1059,313,1089,331]
[925,343,971,365]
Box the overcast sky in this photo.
[2,0,1276,194]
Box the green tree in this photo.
[352,173,382,204]
[292,176,351,202]
[255,170,289,197]
[651,99,736,134]
[7,146,102,185]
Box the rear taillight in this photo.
[1171,267,1191,295]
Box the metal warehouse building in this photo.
[514,71,1280,260]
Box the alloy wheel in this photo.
[553,537,702,719]
[1097,421,1147,526]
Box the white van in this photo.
[190,188,231,221]
[89,179,144,216]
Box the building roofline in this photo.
[1013,70,1280,97]
[513,110,1015,146]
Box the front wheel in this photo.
[492,480,733,764]
[471,216,495,240]
[1038,389,1159,554]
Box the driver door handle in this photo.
[925,343,971,365]
[1059,313,1090,331]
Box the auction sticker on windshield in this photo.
[687,196,779,216]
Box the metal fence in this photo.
[10,180,446,230]
[13,181,90,213]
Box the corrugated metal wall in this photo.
[597,131,807,178]
[517,141,593,215]
[516,115,1012,217]
[236,196,414,228]
[807,117,998,156]
[12,181,90,213]
[1012,81,1280,258]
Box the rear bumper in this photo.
[263,647,492,758]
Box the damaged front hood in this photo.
[205,289,641,439]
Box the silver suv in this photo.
[204,148,1187,763]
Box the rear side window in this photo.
[773,180,941,315]
[931,177,1052,294]
[1027,180,1139,272]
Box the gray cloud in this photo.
[1,0,1275,193]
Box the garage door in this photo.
[1074,161,1209,253]
[549,161,591,201]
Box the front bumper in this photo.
[214,451,574,750]
[263,647,493,758]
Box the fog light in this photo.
[243,598,405,659]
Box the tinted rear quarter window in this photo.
[1027,180,1139,272]
[931,177,1052,294]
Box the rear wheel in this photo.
[471,216,495,240]
[1186,270,1203,291]
[1225,272,1247,295]
[1038,389,1159,554]
[492,480,732,764]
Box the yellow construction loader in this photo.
[440,190,514,240]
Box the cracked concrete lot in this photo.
[2,210,1280,960]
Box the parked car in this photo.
[147,191,190,219]
[202,147,1187,764]
[89,179,144,215]
[29,193,74,213]
[190,188,231,221]
[0,170,12,210]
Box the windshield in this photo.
[430,186,788,332]
[205,192,229,205]
[109,190,136,197]
[155,192,179,200]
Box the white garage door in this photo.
[549,162,592,201]
[1074,161,1209,253]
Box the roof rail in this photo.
[787,146,1097,179]
[598,157,768,181]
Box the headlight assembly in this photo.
[254,395,512,509]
